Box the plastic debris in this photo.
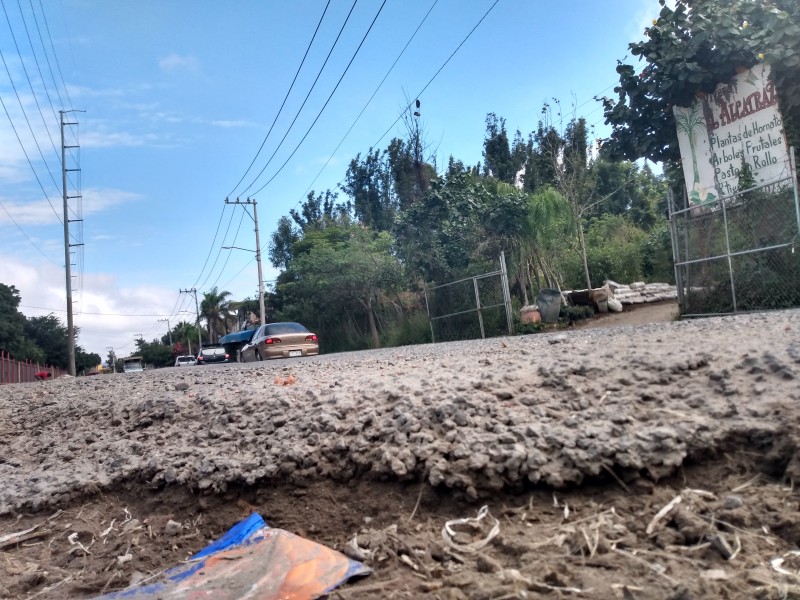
[93,513,370,599]
[442,505,500,553]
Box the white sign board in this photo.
[673,63,790,204]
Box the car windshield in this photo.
[202,348,224,355]
[265,322,309,336]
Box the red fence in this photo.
[0,351,66,384]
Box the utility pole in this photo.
[61,110,84,376]
[158,318,172,346]
[180,288,202,350]
[225,197,266,327]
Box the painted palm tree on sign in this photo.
[201,287,233,344]
[674,105,716,204]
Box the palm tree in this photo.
[200,287,233,344]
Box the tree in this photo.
[200,287,233,344]
[75,350,102,375]
[341,149,394,231]
[602,0,800,164]
[0,283,43,362]
[24,315,69,368]
[172,321,199,354]
[282,225,404,349]
[135,338,173,368]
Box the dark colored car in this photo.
[196,345,230,365]
[241,322,319,361]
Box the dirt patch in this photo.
[571,301,679,331]
[2,309,800,599]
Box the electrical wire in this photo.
[218,255,257,290]
[195,202,240,292]
[0,91,63,224]
[3,0,60,161]
[0,198,63,267]
[35,0,72,110]
[0,43,63,209]
[26,0,65,111]
[250,0,388,196]
[298,0,439,201]
[370,0,501,151]
[205,206,247,292]
[239,0,360,196]
[185,203,230,291]
[228,0,332,199]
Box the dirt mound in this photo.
[1,309,799,598]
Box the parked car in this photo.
[174,355,196,367]
[196,345,230,365]
[241,322,319,361]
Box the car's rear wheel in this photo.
[255,350,262,361]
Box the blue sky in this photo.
[1,0,661,358]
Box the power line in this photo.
[205,206,247,292]
[20,304,184,317]
[195,202,241,292]
[0,42,63,208]
[228,0,332,199]
[2,0,60,162]
[298,0,439,201]
[370,0,501,151]
[0,91,63,224]
[26,0,65,110]
[0,198,62,266]
[239,0,360,196]
[250,0,388,196]
[35,0,72,110]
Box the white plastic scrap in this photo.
[442,505,500,553]
[771,550,800,577]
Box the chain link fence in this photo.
[670,149,800,316]
[424,253,514,343]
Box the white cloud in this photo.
[0,256,186,357]
[79,130,161,148]
[209,119,252,128]
[0,187,137,227]
[158,54,200,73]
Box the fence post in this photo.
[500,251,514,335]
[473,277,485,339]
[424,288,435,343]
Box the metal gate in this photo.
[669,147,800,316]
[423,252,514,343]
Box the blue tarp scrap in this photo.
[92,513,371,599]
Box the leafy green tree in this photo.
[341,149,394,231]
[135,338,173,368]
[269,216,300,270]
[75,350,102,375]
[200,287,233,344]
[0,283,43,362]
[482,114,528,185]
[172,320,200,354]
[603,0,800,164]
[24,315,69,368]
[281,225,403,348]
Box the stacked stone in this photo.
[609,282,677,305]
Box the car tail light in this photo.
[224,353,229,359]
[305,334,317,341]
[265,337,280,345]
[197,355,204,361]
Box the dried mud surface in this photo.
[2,309,800,599]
